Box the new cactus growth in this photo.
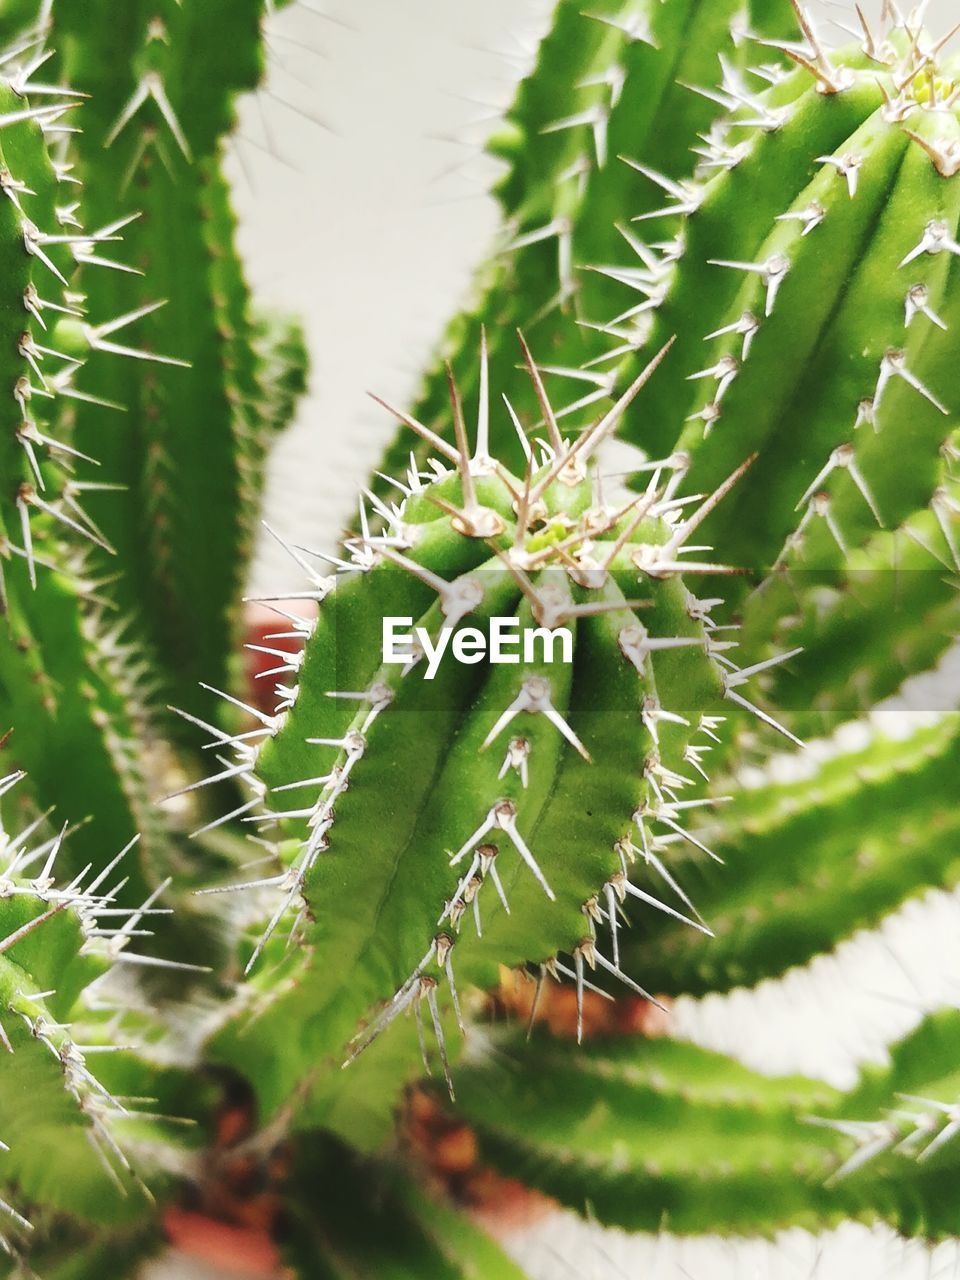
[1,0,960,1276]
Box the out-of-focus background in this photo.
[158,1,960,1276]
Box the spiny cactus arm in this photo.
[284,1133,528,1279]
[376,0,792,489]
[0,807,186,1268]
[0,558,233,963]
[204,347,778,1130]
[0,52,200,905]
[617,26,960,592]
[24,0,280,722]
[374,0,626,485]
[0,75,92,595]
[451,1014,960,1240]
[730,494,960,743]
[213,552,554,1118]
[670,421,958,764]
[451,1030,847,1235]
[619,714,960,995]
[718,406,959,747]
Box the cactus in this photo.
[591,9,960,750]
[1,0,960,1276]
[0,776,195,1275]
[375,0,796,491]
[206,336,804,1134]
[1,0,305,728]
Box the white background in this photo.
[158,2,960,1276]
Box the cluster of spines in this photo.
[815,1008,960,1199]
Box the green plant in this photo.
[0,0,959,1277]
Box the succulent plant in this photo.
[0,0,959,1277]
[206,336,803,1136]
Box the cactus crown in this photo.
[0,0,959,1276]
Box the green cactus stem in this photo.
[0,776,187,1270]
[0,64,185,901]
[725,429,960,744]
[452,1012,960,1239]
[192,336,806,1139]
[609,13,960,600]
